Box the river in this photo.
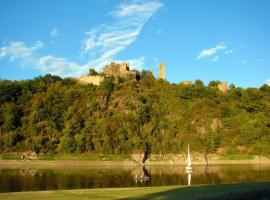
[1,164,270,192]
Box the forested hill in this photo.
[0,72,270,156]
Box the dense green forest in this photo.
[0,71,270,156]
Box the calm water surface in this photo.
[1,164,270,192]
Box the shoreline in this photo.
[1,157,270,168]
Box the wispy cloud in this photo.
[224,49,233,54]
[0,41,83,76]
[196,42,226,60]
[37,55,84,77]
[82,0,163,71]
[211,56,219,62]
[0,0,163,77]
[50,28,60,37]
[0,41,43,61]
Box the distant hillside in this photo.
[0,72,270,156]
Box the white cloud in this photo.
[196,42,226,60]
[37,55,83,77]
[224,49,233,54]
[0,1,163,77]
[82,0,163,71]
[211,56,219,62]
[0,41,43,61]
[50,28,60,37]
[110,0,162,18]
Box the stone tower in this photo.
[158,63,165,80]
[218,81,228,93]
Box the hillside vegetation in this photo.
[0,71,270,156]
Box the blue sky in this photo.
[0,0,270,87]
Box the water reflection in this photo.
[187,173,191,186]
[134,166,150,183]
[0,164,270,192]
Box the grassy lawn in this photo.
[39,154,132,161]
[0,153,132,161]
[0,182,269,200]
[219,154,254,160]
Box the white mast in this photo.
[187,144,191,167]
[186,144,192,186]
[186,144,192,173]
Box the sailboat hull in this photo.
[186,166,192,174]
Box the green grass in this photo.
[0,153,21,160]
[0,153,132,161]
[219,154,254,160]
[0,182,269,200]
[39,154,132,161]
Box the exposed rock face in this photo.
[78,75,104,85]
[131,150,150,165]
[21,151,38,160]
[211,118,222,132]
[131,154,145,163]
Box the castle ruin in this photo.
[78,62,228,94]
[78,62,137,85]
[181,80,192,86]
[218,81,228,93]
[103,62,137,80]
[158,63,165,79]
[78,75,104,86]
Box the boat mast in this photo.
[187,144,191,167]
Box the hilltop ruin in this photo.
[78,62,227,93]
[78,62,166,85]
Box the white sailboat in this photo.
[185,144,192,174]
[186,144,192,186]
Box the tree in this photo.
[195,79,204,87]
[99,77,114,96]
[58,134,76,153]
[208,80,220,88]
[88,69,98,76]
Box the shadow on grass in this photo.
[122,182,270,200]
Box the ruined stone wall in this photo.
[78,75,104,86]
[159,63,165,79]
[103,62,136,80]
[181,80,192,86]
[218,81,228,93]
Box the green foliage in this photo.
[202,132,221,153]
[4,132,23,148]
[99,77,114,95]
[0,74,269,155]
[208,80,220,88]
[59,134,76,153]
[88,69,98,76]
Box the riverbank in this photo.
[1,154,270,167]
[1,159,270,168]
[0,182,269,200]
